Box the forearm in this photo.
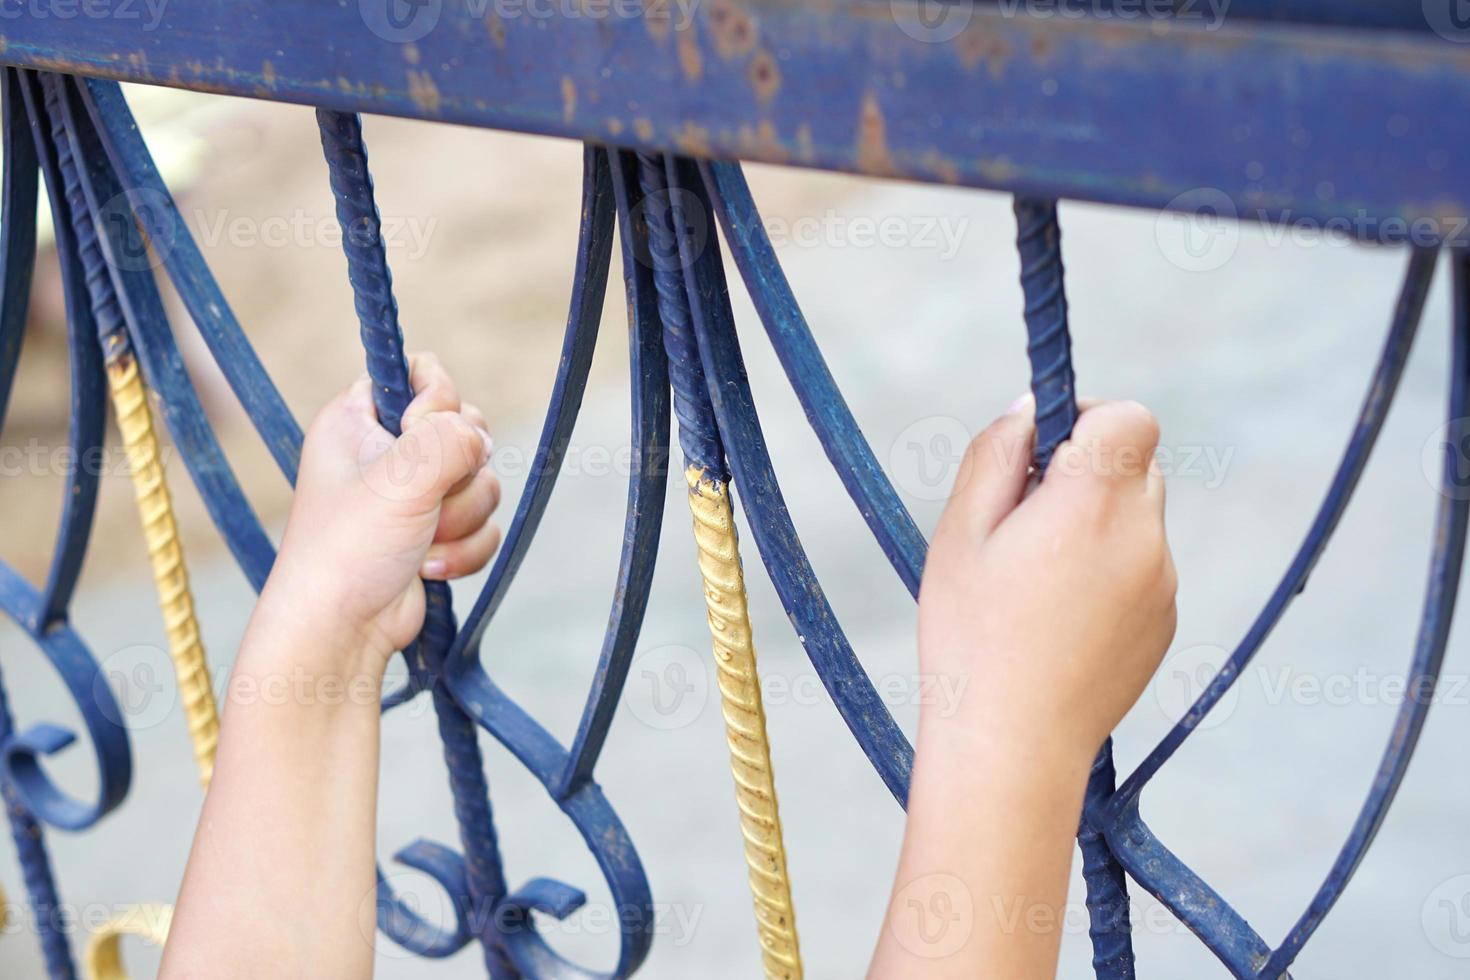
[870,705,1092,979]
[161,590,385,979]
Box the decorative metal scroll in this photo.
[0,67,1464,980]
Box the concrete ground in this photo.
[0,100,1468,978]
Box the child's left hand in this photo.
[264,352,501,672]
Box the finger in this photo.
[1051,400,1160,487]
[434,466,502,543]
[461,402,489,434]
[940,393,1037,539]
[422,517,503,580]
[369,410,488,507]
[403,352,460,424]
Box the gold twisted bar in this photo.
[107,354,218,786]
[75,356,208,980]
[83,903,173,980]
[684,466,803,980]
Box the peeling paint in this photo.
[407,69,441,114]
[404,43,422,65]
[957,25,1013,79]
[484,12,506,48]
[261,59,276,89]
[796,123,815,162]
[856,91,896,177]
[677,24,703,82]
[561,75,577,123]
[633,117,655,141]
[737,119,787,162]
[749,48,779,105]
[675,121,712,156]
[708,0,757,60]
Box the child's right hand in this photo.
[917,395,1177,762]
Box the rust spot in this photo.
[644,0,673,42]
[607,118,625,136]
[675,121,712,156]
[676,24,703,82]
[261,60,276,88]
[1029,34,1052,62]
[407,69,442,114]
[856,91,896,177]
[708,0,756,60]
[634,117,655,141]
[737,120,787,163]
[921,151,960,185]
[795,123,814,162]
[979,156,1020,183]
[561,76,577,123]
[404,42,422,65]
[957,25,1013,78]
[485,12,506,48]
[749,48,779,105]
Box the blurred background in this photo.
[0,83,1467,978]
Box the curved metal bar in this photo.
[374,840,474,958]
[18,71,106,631]
[0,561,130,831]
[442,145,659,979]
[76,78,303,483]
[0,68,39,446]
[1114,245,1437,802]
[659,156,914,804]
[1102,802,1281,979]
[1257,248,1470,978]
[557,147,670,798]
[83,902,172,980]
[1011,195,1134,980]
[314,107,512,976]
[45,72,278,593]
[699,160,927,598]
[0,66,75,980]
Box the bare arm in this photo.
[871,397,1177,978]
[162,354,501,979]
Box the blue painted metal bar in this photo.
[314,108,513,977]
[1012,196,1134,979]
[1,4,1468,231]
[700,159,927,598]
[650,153,915,803]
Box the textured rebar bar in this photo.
[1013,196,1135,980]
[686,467,802,979]
[316,108,513,976]
[634,150,802,979]
[107,357,218,786]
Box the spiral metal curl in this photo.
[315,108,513,975]
[1013,196,1135,980]
[83,904,172,980]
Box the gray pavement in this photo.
[1,181,1467,979]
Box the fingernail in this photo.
[480,431,494,462]
[1006,392,1033,415]
[422,558,447,579]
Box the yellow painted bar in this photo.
[684,466,802,980]
[107,355,218,786]
[83,903,172,980]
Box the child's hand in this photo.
[918,396,1177,762]
[265,353,501,672]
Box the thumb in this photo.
[365,410,488,511]
[941,394,1036,539]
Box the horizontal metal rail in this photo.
[0,1,1467,232]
